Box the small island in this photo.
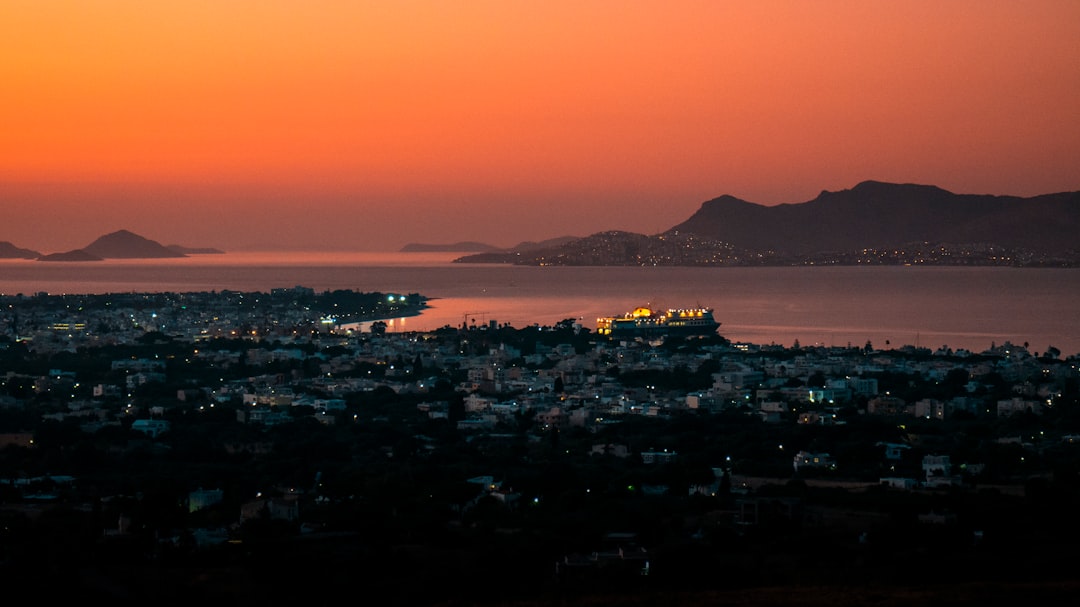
[15,229,226,262]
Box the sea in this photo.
[2,251,1079,357]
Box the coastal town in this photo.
[2,288,1078,604]
[454,230,1080,267]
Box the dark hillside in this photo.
[668,181,1080,256]
[82,229,186,259]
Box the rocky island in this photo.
[0,229,226,262]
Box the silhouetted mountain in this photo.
[456,182,1080,266]
[37,249,104,262]
[81,230,186,259]
[167,244,225,255]
[668,180,1080,255]
[0,241,40,259]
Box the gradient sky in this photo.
[3,1,1079,253]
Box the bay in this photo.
[2,252,1078,356]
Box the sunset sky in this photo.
[3,1,1078,253]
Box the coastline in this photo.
[1,258,1077,356]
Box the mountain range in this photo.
[4,182,1079,264]
[670,180,1080,255]
[453,181,1080,266]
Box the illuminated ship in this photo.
[596,306,720,338]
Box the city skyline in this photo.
[3,1,1079,252]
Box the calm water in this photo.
[2,252,1078,356]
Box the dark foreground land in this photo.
[2,292,1079,605]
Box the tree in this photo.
[554,318,577,332]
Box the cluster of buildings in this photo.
[0,287,424,349]
[3,290,1075,455]
[2,289,1078,553]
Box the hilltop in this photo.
[80,229,187,259]
[34,229,182,262]
[456,181,1080,266]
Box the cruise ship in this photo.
[596,306,720,338]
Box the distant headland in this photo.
[451,181,1080,267]
[402,236,580,254]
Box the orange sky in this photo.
[2,1,1079,252]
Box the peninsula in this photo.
[454,181,1080,267]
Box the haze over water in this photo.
[2,252,1078,357]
